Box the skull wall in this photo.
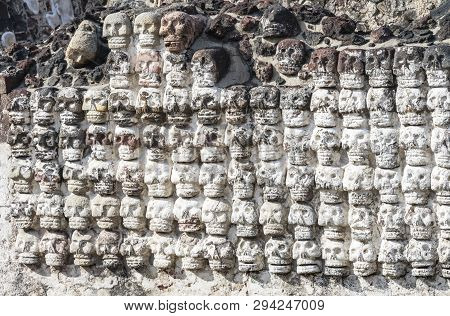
[5,4,450,284]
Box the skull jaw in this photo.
[323,263,349,277]
[45,253,66,267]
[181,257,206,270]
[296,260,322,274]
[404,192,429,205]
[263,223,287,236]
[14,217,35,230]
[96,216,120,230]
[122,218,146,231]
[411,263,436,277]
[381,262,406,278]
[68,217,90,230]
[268,260,292,274]
[101,254,121,268]
[73,254,95,267]
[435,153,450,169]
[375,153,400,170]
[353,261,377,276]
[294,226,315,240]
[208,259,234,272]
[125,256,147,269]
[238,257,264,272]
[108,37,129,50]
[18,253,40,265]
[178,220,203,233]
[175,184,200,198]
[40,216,66,230]
[86,111,108,124]
[369,111,396,128]
[110,75,130,89]
[150,218,173,233]
[236,224,259,238]
[311,73,338,88]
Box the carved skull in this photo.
[64,193,90,230]
[393,46,425,88]
[370,127,400,169]
[431,166,450,205]
[221,85,249,125]
[109,89,136,127]
[31,125,58,161]
[194,235,235,271]
[379,239,406,277]
[436,204,450,239]
[256,160,286,202]
[173,197,202,232]
[7,125,31,158]
[146,197,174,233]
[427,87,450,127]
[378,203,405,240]
[405,239,437,277]
[87,160,116,195]
[310,127,340,166]
[231,199,259,237]
[114,126,140,161]
[280,87,312,127]
[40,231,69,267]
[57,88,84,125]
[224,124,253,160]
[70,230,96,266]
[259,201,288,236]
[228,160,256,199]
[120,233,151,268]
[423,45,450,87]
[236,238,265,272]
[343,165,374,205]
[253,125,284,161]
[318,202,346,239]
[8,89,31,125]
[175,232,206,270]
[264,235,293,274]
[310,88,339,127]
[134,12,160,48]
[91,194,121,230]
[367,87,396,127]
[83,87,109,124]
[120,195,146,231]
[96,229,121,268]
[168,125,197,163]
[86,124,113,161]
[108,51,131,89]
[30,87,57,126]
[404,205,434,240]
[159,11,199,53]
[396,87,427,126]
[36,192,65,230]
[171,163,200,198]
[150,233,176,270]
[15,230,40,265]
[322,239,349,276]
[399,126,429,166]
[116,160,144,196]
[143,125,168,161]
[59,124,85,162]
[431,127,450,168]
[66,20,100,68]
[135,50,162,88]
[438,238,450,278]
[275,39,305,76]
[308,48,339,88]
[199,163,227,198]
[163,51,191,87]
[191,48,229,87]
[137,88,163,124]
[401,165,431,205]
[338,89,367,128]
[342,128,371,165]
[315,165,343,204]
[191,87,221,125]
[194,125,227,163]
[374,168,401,204]
[337,49,365,89]
[10,193,36,229]
[145,160,173,198]
[260,4,300,38]
[202,197,231,235]
[283,127,312,166]
[9,157,33,194]
[365,48,394,87]
[249,86,281,125]
[286,165,315,202]
[34,160,61,193]
[103,12,132,49]
[288,202,316,240]
[349,240,377,276]
[293,239,321,274]
[163,86,191,125]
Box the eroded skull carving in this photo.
[15,230,40,265]
[378,203,405,239]
[120,233,151,268]
[337,49,365,89]
[221,85,249,125]
[57,87,84,125]
[9,158,33,194]
[108,51,131,89]
[163,51,191,87]
[194,125,227,163]
[8,125,31,158]
[173,196,202,232]
[367,87,396,127]
[10,193,36,229]
[145,160,173,198]
[30,87,57,126]
[393,46,425,88]
[310,88,339,128]
[87,160,116,195]
[114,126,140,161]
[116,160,144,196]
[199,163,227,198]
[36,192,65,230]
[308,48,339,88]
[370,128,400,169]
[275,39,305,76]
[293,239,322,274]
[171,163,200,198]
[59,124,85,161]
[168,125,197,163]
[96,229,121,268]
[343,165,374,205]
[283,127,312,166]
[431,127,450,168]
[423,45,450,87]
[315,165,343,204]
[91,194,121,230]
[225,124,253,160]
[374,168,401,204]
[322,239,349,276]
[163,86,191,125]
[86,124,113,160]
[70,230,96,266]
[405,239,437,277]
[396,87,427,126]
[432,167,450,206]
[399,126,430,166]
[310,127,340,166]
[147,197,174,233]
[34,160,61,193]
[143,125,168,161]
[256,160,286,202]
[286,165,315,202]
[260,4,300,38]
[136,51,162,88]
[259,201,288,236]
[349,240,377,276]
[191,87,221,125]
[175,232,205,270]
[193,235,235,271]
[438,238,450,278]
[120,195,146,231]
[159,11,200,53]
[40,231,69,267]
[249,86,281,125]
[265,235,293,274]
[64,193,90,230]
[365,48,395,87]
[401,165,431,205]
[66,20,100,68]
[338,89,367,128]
[8,89,31,125]
[342,128,371,165]
[31,125,58,161]
[103,12,132,49]
[150,233,176,270]
[253,125,284,161]
[202,197,231,235]
[192,48,229,87]
[228,160,256,199]
[379,239,406,277]
[109,89,137,126]
[427,87,450,127]
[280,87,312,127]
[318,202,346,239]
[83,87,109,124]
[231,199,259,237]
[288,202,316,240]
[236,238,265,272]
[404,205,435,239]
[134,12,160,48]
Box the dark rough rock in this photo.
[254,37,276,57]
[260,4,301,38]
[253,59,273,82]
[240,16,259,32]
[371,26,393,43]
[302,30,324,46]
[322,14,357,40]
[437,13,450,40]
[291,4,333,24]
[239,36,253,61]
[206,13,241,41]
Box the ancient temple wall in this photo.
[0,0,449,295]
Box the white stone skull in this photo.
[199,163,227,198]
[283,127,311,166]
[286,165,315,202]
[136,50,162,88]
[87,160,116,195]
[64,193,91,230]
[264,235,293,274]
[191,87,221,125]
[236,238,265,272]
[310,88,339,128]
[114,126,140,161]
[253,125,284,161]
[395,87,427,126]
[15,230,40,265]
[431,166,450,205]
[163,51,191,87]
[168,125,197,163]
[370,127,400,169]
[120,233,151,268]
[83,87,109,124]
[116,160,144,196]
[225,124,253,160]
[373,168,401,204]
[378,203,405,240]
[322,239,349,276]
[431,127,450,168]
[405,239,437,277]
[96,229,121,268]
[279,86,311,127]
[70,230,96,266]
[144,160,173,198]
[256,160,286,201]
[427,87,450,127]
[227,160,256,199]
[201,197,231,235]
[146,197,174,233]
[393,46,425,88]
[436,204,450,239]
[378,239,406,277]
[194,125,227,163]
[175,232,206,271]
[288,202,316,240]
[365,48,395,87]
[338,89,367,128]
[310,127,340,166]
[249,86,281,125]
[259,201,288,236]
[103,12,132,49]
[308,48,339,88]
[337,49,366,89]
[402,165,431,205]
[173,197,202,232]
[91,194,121,230]
[10,193,36,230]
[231,199,259,237]
[134,12,160,48]
[292,239,321,274]
[341,128,371,165]
[399,126,429,166]
[349,240,377,276]
[120,195,146,231]
[34,160,61,193]
[366,87,396,127]
[171,163,200,198]
[39,231,69,267]
[404,205,435,239]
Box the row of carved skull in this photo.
[17,227,446,275]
